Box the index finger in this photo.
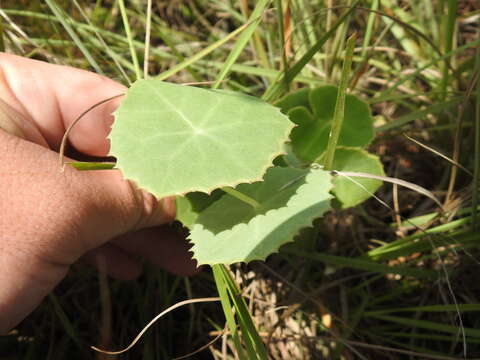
[0,53,126,156]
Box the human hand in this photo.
[0,53,197,333]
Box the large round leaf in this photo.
[109,80,294,198]
[189,166,332,265]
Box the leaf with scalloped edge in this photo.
[329,147,384,208]
[278,86,374,162]
[275,87,310,113]
[109,79,295,198]
[175,190,226,228]
[189,166,332,265]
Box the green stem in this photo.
[222,187,261,209]
[323,33,356,170]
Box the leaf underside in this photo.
[109,79,295,198]
[189,166,333,265]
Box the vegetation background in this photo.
[1,0,479,359]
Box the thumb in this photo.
[79,168,178,251]
[1,129,175,267]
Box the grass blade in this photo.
[323,32,356,170]
[404,134,472,176]
[44,0,104,74]
[71,0,131,84]
[374,38,480,102]
[285,249,439,279]
[367,314,480,338]
[144,0,152,78]
[212,0,270,89]
[48,294,85,352]
[212,265,247,360]
[472,22,480,229]
[275,0,289,85]
[366,303,480,316]
[375,98,462,132]
[439,0,458,99]
[118,0,141,79]
[219,265,269,360]
[156,20,255,82]
[360,0,379,58]
[263,1,359,102]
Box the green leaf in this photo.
[329,147,384,208]
[287,107,314,127]
[287,86,374,162]
[175,196,197,229]
[110,79,294,198]
[275,88,311,113]
[175,190,226,229]
[189,166,332,265]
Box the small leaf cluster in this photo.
[276,85,384,208]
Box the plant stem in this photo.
[222,187,261,209]
[323,32,356,171]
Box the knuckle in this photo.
[124,180,176,230]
